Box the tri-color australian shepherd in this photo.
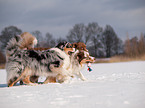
[6,35,74,87]
[32,42,95,84]
[49,44,95,83]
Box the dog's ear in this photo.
[77,52,85,63]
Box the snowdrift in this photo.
[0,61,145,108]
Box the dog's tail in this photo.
[6,35,22,57]
[19,32,37,49]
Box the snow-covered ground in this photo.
[0,61,145,108]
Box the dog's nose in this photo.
[90,56,95,62]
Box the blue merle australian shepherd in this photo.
[6,35,74,87]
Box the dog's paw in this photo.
[82,78,87,81]
[63,80,70,84]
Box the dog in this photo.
[51,49,95,83]
[28,42,75,84]
[43,42,95,83]
[6,35,74,87]
[64,42,95,82]
[29,42,95,84]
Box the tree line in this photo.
[0,22,145,63]
[124,33,145,57]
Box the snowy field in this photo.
[0,61,145,108]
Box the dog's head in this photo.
[56,41,71,50]
[56,41,75,54]
[72,42,95,64]
[76,50,95,64]
[72,42,88,52]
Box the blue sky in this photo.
[0,0,145,40]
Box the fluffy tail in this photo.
[6,35,22,58]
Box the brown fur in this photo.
[20,32,37,49]
[30,76,39,83]
[64,47,74,55]
[22,75,33,84]
[28,47,50,51]
[72,42,88,52]
[8,67,32,87]
[43,76,56,84]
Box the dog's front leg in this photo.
[22,75,38,86]
[77,71,87,81]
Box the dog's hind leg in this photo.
[8,68,28,87]
[22,75,38,86]
[8,72,25,87]
[22,68,38,86]
[8,68,27,87]
[8,76,22,87]
[8,67,34,87]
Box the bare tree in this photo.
[103,25,120,57]
[32,30,43,47]
[0,26,22,51]
[67,23,85,43]
[89,23,104,57]
[45,32,56,47]
[138,33,145,55]
[130,37,139,57]
[124,33,145,57]
[66,23,123,57]
[85,22,99,45]
[56,37,66,44]
[124,32,131,56]
[114,37,123,55]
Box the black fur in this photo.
[28,50,42,61]
[55,41,72,50]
